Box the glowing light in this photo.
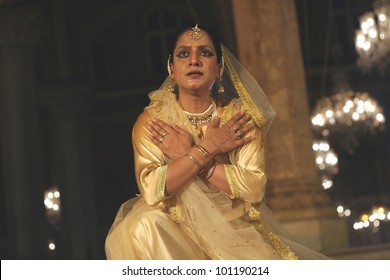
[43,185,62,226]
[354,205,390,230]
[322,179,333,189]
[355,0,390,73]
[48,242,56,250]
[312,91,386,152]
[312,139,338,191]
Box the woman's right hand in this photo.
[148,119,194,160]
[201,112,255,155]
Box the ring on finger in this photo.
[158,136,164,142]
[232,126,239,132]
[235,130,242,140]
[162,131,168,137]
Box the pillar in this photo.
[0,6,49,258]
[231,0,348,252]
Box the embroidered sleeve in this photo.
[220,99,267,203]
[156,165,168,200]
[132,110,169,205]
[224,164,240,198]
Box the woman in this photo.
[105,24,328,260]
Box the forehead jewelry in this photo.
[190,24,203,40]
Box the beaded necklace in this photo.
[183,102,216,128]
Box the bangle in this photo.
[184,153,202,169]
[198,158,215,178]
[204,162,217,179]
[194,144,211,160]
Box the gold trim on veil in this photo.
[222,51,266,130]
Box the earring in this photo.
[218,56,225,94]
[166,55,175,92]
[218,77,225,94]
[167,75,175,92]
[167,55,172,76]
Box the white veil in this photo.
[220,45,276,135]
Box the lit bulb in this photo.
[352,112,360,120]
[316,157,324,165]
[378,13,386,22]
[368,28,377,38]
[376,113,385,123]
[363,41,371,51]
[322,179,333,189]
[48,242,56,250]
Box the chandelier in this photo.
[311,90,386,152]
[353,205,390,232]
[43,185,61,226]
[354,0,390,73]
[43,185,62,252]
[312,139,339,190]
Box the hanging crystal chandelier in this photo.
[311,90,386,152]
[312,139,339,190]
[354,0,390,73]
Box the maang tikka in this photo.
[190,24,203,40]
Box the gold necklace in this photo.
[184,102,216,127]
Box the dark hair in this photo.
[168,25,222,64]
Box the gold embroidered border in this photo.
[267,232,299,260]
[157,165,168,200]
[150,99,163,119]
[249,206,261,221]
[252,220,299,260]
[221,102,232,126]
[223,164,240,198]
[223,49,267,130]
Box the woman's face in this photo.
[170,30,221,95]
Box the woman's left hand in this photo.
[200,112,255,155]
[148,119,194,159]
